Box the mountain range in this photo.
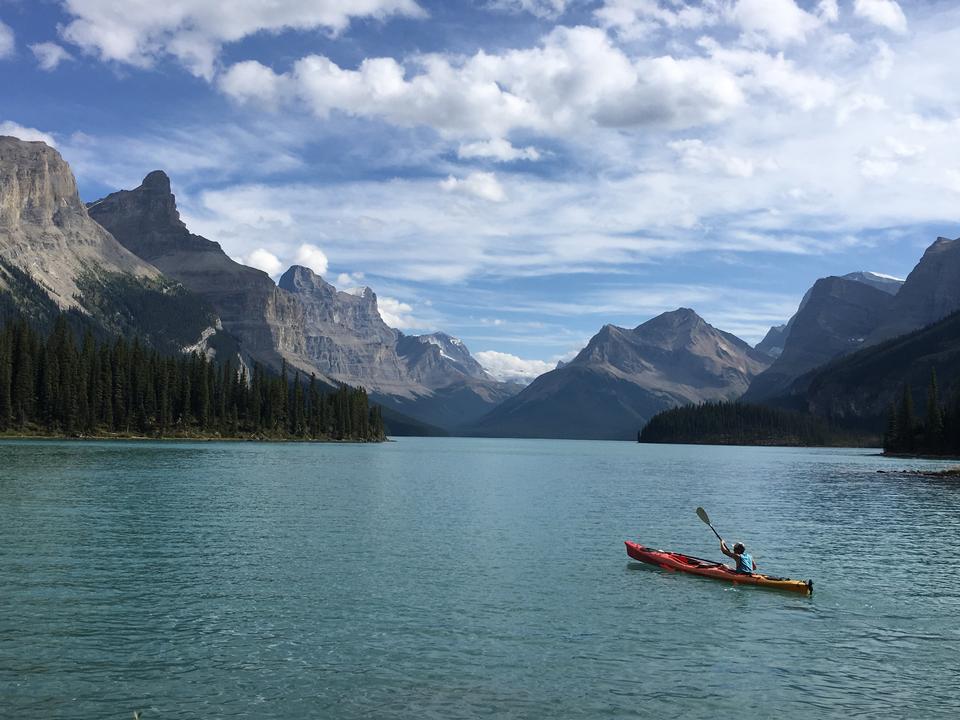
[469,309,771,440]
[3,133,959,441]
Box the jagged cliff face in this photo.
[754,271,903,361]
[0,137,223,353]
[867,237,960,343]
[0,136,158,307]
[470,308,770,440]
[277,265,412,392]
[397,332,492,386]
[88,171,325,378]
[744,276,894,402]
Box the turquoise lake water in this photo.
[1,438,959,718]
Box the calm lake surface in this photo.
[2,438,960,718]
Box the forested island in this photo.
[639,401,869,447]
[0,317,385,442]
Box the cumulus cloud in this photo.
[817,0,840,23]
[0,121,56,146]
[474,350,555,383]
[218,60,289,108]
[243,248,283,276]
[731,0,822,46]
[220,26,745,138]
[58,0,426,78]
[698,39,836,111]
[0,21,14,58]
[293,243,329,275]
[378,296,422,329]
[440,172,507,202]
[30,42,74,71]
[458,138,540,162]
[854,0,908,34]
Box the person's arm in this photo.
[720,540,734,558]
[752,557,758,571]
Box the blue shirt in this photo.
[736,552,754,574]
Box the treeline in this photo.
[884,370,960,455]
[0,317,385,441]
[639,401,852,446]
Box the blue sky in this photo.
[2,0,959,381]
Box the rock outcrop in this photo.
[469,308,771,440]
[0,136,221,352]
[0,136,158,306]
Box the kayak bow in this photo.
[625,541,812,595]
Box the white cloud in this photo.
[0,121,56,146]
[30,42,74,71]
[598,0,827,45]
[440,172,507,202]
[731,0,822,46]
[854,0,908,34]
[458,138,540,162]
[58,0,427,78]
[0,21,14,59]
[858,136,925,179]
[336,271,365,288]
[668,138,770,178]
[220,26,746,138]
[835,92,886,125]
[698,39,836,111]
[817,0,840,23]
[218,61,289,108]
[293,243,329,275]
[378,295,422,329]
[595,0,721,39]
[243,248,283,276]
[474,350,555,383]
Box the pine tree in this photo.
[896,385,915,453]
[926,369,944,451]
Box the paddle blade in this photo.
[696,506,711,526]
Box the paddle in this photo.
[696,506,724,543]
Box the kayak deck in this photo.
[625,541,812,594]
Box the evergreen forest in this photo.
[0,316,385,441]
[883,370,960,456]
[639,401,852,447]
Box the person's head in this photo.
[733,542,745,554]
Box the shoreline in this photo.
[0,431,387,444]
[882,451,960,461]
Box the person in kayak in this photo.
[720,540,757,574]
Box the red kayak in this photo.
[625,541,812,594]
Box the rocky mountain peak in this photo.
[398,331,491,382]
[141,170,172,194]
[842,270,903,295]
[278,264,336,295]
[866,235,960,343]
[1,135,84,227]
[88,171,201,261]
[1,136,158,307]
